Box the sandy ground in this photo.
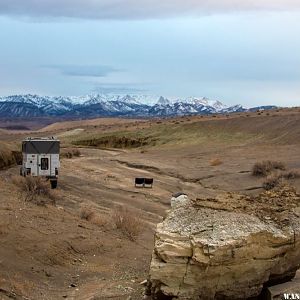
[0,110,299,299]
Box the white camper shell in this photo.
[20,137,60,189]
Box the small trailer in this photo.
[20,137,60,189]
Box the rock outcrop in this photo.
[148,186,300,299]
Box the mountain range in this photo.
[0,94,276,118]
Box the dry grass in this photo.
[72,121,252,149]
[80,206,110,227]
[252,161,286,177]
[72,149,81,157]
[11,151,22,165]
[281,170,300,179]
[73,135,153,149]
[210,158,223,166]
[112,206,143,241]
[90,214,111,227]
[263,174,282,190]
[61,148,81,159]
[261,169,300,190]
[0,141,23,169]
[80,206,95,221]
[0,147,17,170]
[11,176,57,205]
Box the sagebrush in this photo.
[112,206,143,241]
[263,174,281,190]
[80,206,95,221]
[260,170,300,190]
[252,161,285,177]
[12,176,56,205]
[281,170,300,180]
[80,206,110,227]
[61,149,81,159]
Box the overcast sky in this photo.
[0,1,299,106]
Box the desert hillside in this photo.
[0,108,299,299]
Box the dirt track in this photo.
[0,148,166,300]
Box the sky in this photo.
[0,1,300,107]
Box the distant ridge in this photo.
[0,94,277,118]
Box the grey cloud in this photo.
[45,65,119,77]
[0,0,300,20]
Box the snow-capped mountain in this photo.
[0,94,75,116]
[0,94,273,118]
[156,96,171,106]
[180,97,227,112]
[220,104,246,114]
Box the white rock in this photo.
[171,194,189,208]
[149,190,300,299]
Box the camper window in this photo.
[41,158,49,170]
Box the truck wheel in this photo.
[50,180,58,189]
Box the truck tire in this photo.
[50,180,58,189]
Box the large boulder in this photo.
[148,186,300,299]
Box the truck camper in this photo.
[20,137,60,189]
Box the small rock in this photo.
[140,279,147,286]
[45,271,52,277]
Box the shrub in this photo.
[252,161,286,177]
[263,174,281,190]
[61,149,81,159]
[90,214,110,227]
[281,170,300,180]
[80,206,95,221]
[112,206,143,241]
[12,151,23,165]
[210,158,223,166]
[12,176,56,205]
[61,151,73,159]
[72,149,81,157]
[0,149,16,170]
[80,206,111,227]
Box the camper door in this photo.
[38,155,51,176]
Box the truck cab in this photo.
[20,137,60,189]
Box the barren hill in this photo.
[0,108,299,299]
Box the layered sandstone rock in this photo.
[148,187,300,299]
